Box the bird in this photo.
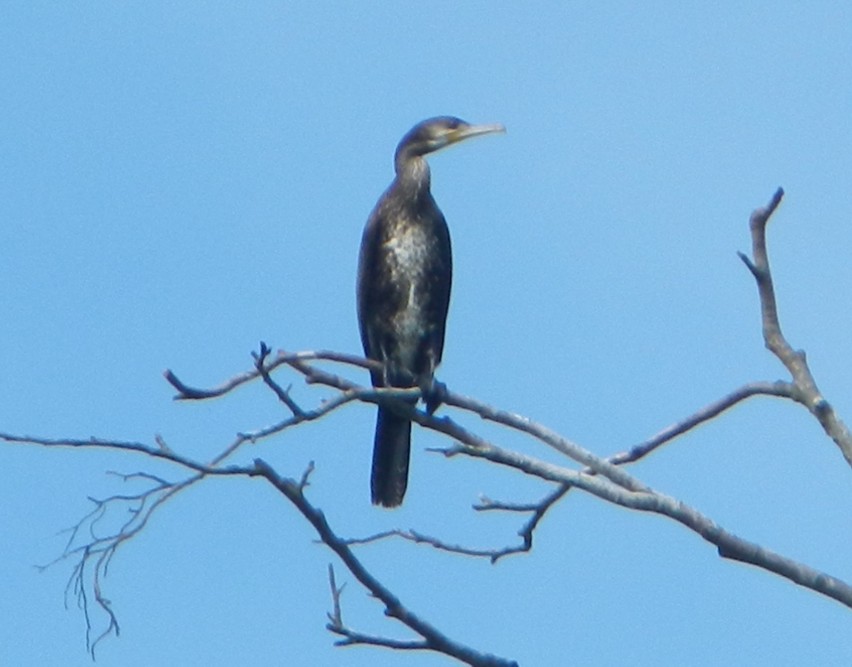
[356,116,504,507]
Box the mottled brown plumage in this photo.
[356,116,504,507]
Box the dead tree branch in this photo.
[445,437,852,607]
[248,459,518,667]
[739,187,852,467]
[3,188,850,661]
[171,325,852,611]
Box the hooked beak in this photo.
[448,122,506,145]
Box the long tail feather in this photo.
[370,406,412,507]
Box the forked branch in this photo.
[738,187,852,467]
[2,188,849,664]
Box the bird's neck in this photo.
[394,155,432,201]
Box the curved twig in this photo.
[164,349,380,400]
[610,380,799,465]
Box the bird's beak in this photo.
[448,122,506,145]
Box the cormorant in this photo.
[356,116,504,507]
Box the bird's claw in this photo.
[424,380,447,415]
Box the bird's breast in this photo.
[383,223,434,339]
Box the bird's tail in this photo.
[370,404,414,507]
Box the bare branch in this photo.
[361,486,573,563]
[164,349,380,401]
[171,350,852,609]
[739,187,852,467]
[450,438,852,609]
[2,432,252,656]
[7,181,851,667]
[286,359,646,493]
[35,473,194,655]
[249,459,519,667]
[0,432,204,473]
[325,563,430,650]
[343,527,527,562]
[253,342,305,416]
[610,380,800,465]
[11,336,852,621]
[326,564,344,628]
[13,195,852,659]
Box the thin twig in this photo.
[610,380,800,465]
[253,342,305,416]
[164,349,380,400]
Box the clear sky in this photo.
[2,3,852,666]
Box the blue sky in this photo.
[2,3,852,665]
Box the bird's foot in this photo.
[424,380,447,415]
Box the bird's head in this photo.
[395,116,505,165]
